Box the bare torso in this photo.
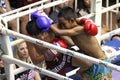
[71,31,105,59]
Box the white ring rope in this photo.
[1,0,69,22]
[1,26,120,72]
[0,0,48,17]
[14,67,28,75]
[101,28,120,40]
[101,3,120,14]
[1,55,72,80]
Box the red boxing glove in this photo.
[79,18,88,24]
[44,38,67,61]
[84,20,98,36]
[51,38,67,48]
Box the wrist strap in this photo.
[71,45,80,51]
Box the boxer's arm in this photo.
[51,24,82,36]
[26,42,45,65]
[60,36,75,46]
[76,18,98,36]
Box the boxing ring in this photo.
[0,0,120,80]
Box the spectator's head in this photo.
[14,41,31,62]
[116,12,120,28]
[84,0,91,8]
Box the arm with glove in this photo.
[76,17,98,36]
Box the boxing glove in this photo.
[79,17,88,25]
[44,38,67,61]
[31,10,53,24]
[84,20,98,36]
[51,38,68,48]
[36,16,50,32]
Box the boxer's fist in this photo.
[84,20,98,36]
[79,18,88,24]
[44,38,67,61]
[51,38,67,49]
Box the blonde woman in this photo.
[13,41,41,80]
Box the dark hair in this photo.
[26,20,40,36]
[58,6,78,20]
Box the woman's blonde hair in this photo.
[13,41,32,63]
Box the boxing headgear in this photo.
[31,10,53,32]
[36,16,50,32]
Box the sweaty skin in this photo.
[71,31,104,58]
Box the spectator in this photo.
[0,0,17,32]
[0,59,6,80]
[76,0,91,16]
[49,2,64,24]
[49,0,75,23]
[44,0,52,16]
[0,47,6,80]
[9,0,40,35]
[13,41,41,80]
[9,0,39,9]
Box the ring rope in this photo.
[1,55,72,80]
[0,26,120,72]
